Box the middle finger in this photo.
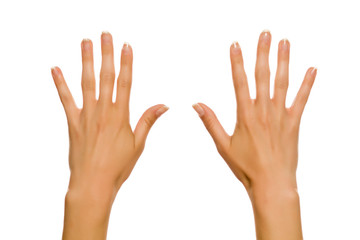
[99,31,116,104]
[254,30,271,105]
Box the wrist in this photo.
[63,185,115,240]
[248,179,302,240]
[66,173,119,208]
[246,173,299,204]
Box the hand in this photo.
[51,31,169,240]
[192,30,317,240]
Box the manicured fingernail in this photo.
[281,38,289,50]
[51,66,58,77]
[262,29,271,35]
[123,42,130,48]
[282,38,288,44]
[311,67,317,76]
[122,42,131,52]
[192,103,204,117]
[82,38,91,50]
[122,42,131,55]
[232,41,239,48]
[232,41,241,53]
[262,29,271,42]
[155,105,169,117]
[101,31,111,42]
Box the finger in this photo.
[115,42,133,114]
[255,30,271,103]
[134,104,169,150]
[51,66,78,121]
[290,67,317,118]
[81,38,96,108]
[99,31,116,104]
[230,41,250,107]
[192,103,231,154]
[273,38,290,106]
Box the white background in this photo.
[0,0,359,239]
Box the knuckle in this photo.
[255,64,270,76]
[298,90,308,103]
[81,78,95,90]
[143,116,154,128]
[234,77,247,89]
[275,76,289,89]
[204,116,216,131]
[100,71,115,81]
[118,77,131,88]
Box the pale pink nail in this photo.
[51,66,58,77]
[192,103,204,117]
[311,67,317,76]
[155,105,169,117]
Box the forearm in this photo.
[248,176,303,240]
[62,176,118,240]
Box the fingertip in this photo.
[279,38,290,52]
[231,41,240,50]
[51,66,64,84]
[123,41,131,49]
[101,31,112,40]
[122,42,133,55]
[192,103,205,117]
[155,105,169,117]
[261,29,271,42]
[81,38,92,52]
[311,67,317,77]
[230,42,245,67]
[51,66,58,78]
[100,31,114,51]
[230,41,242,56]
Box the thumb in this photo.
[134,104,169,149]
[192,102,231,154]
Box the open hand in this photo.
[192,30,317,240]
[51,31,169,239]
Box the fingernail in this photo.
[155,105,169,117]
[281,38,289,50]
[262,29,271,42]
[232,41,241,53]
[82,38,91,51]
[101,31,111,41]
[123,42,130,48]
[122,42,131,53]
[232,41,239,48]
[192,103,204,117]
[51,66,58,77]
[262,29,271,35]
[311,67,317,76]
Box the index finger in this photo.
[230,41,251,108]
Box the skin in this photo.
[51,31,169,240]
[52,30,315,240]
[192,30,317,240]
